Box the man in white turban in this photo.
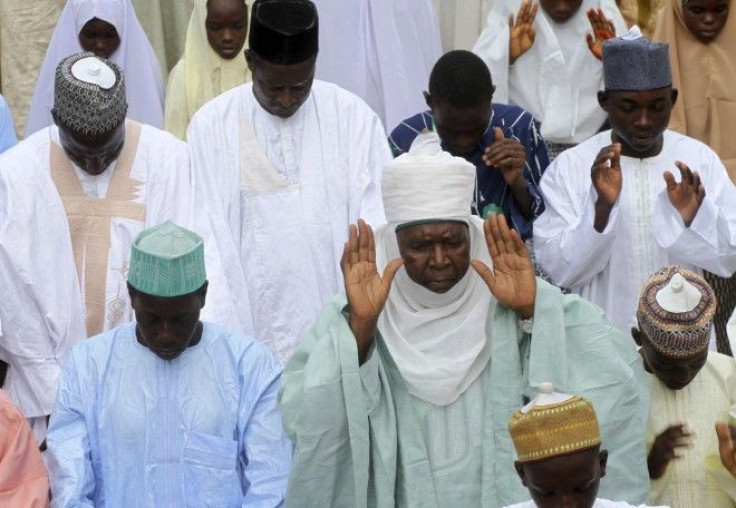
[280,132,650,507]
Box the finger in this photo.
[484,216,501,259]
[509,225,528,257]
[676,161,693,186]
[491,213,511,256]
[692,170,701,190]
[529,27,536,43]
[340,240,350,272]
[471,259,496,290]
[358,219,371,262]
[367,220,376,264]
[494,126,505,142]
[663,170,677,191]
[611,144,621,169]
[530,2,539,22]
[716,422,736,468]
[347,224,359,265]
[509,12,515,28]
[586,33,595,51]
[698,183,706,202]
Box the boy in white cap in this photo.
[281,132,649,507]
[47,221,292,507]
[506,383,667,508]
[633,266,736,506]
[534,29,736,347]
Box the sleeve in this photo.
[653,148,736,277]
[533,148,622,288]
[238,348,292,507]
[472,10,511,104]
[46,348,96,507]
[0,395,50,508]
[351,102,389,228]
[280,296,370,508]
[0,97,17,154]
[163,61,189,141]
[502,113,550,240]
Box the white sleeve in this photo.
[472,10,511,103]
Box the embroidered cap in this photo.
[54,52,127,136]
[602,26,672,91]
[249,0,318,64]
[637,266,715,359]
[509,382,601,463]
[128,221,206,297]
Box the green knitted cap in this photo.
[128,221,206,297]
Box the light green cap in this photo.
[128,221,206,297]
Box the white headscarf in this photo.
[375,133,494,406]
[25,0,164,137]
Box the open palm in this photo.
[472,214,536,318]
[509,0,538,63]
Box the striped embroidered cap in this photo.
[128,221,206,297]
[509,382,601,463]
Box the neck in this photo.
[612,132,665,159]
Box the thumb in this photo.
[586,32,595,49]
[494,127,505,142]
[381,258,404,288]
[663,170,677,191]
[716,422,736,468]
[471,259,495,290]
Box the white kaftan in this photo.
[647,353,736,508]
[472,0,627,144]
[534,130,736,334]
[187,80,389,365]
[0,121,239,423]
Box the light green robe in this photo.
[280,279,650,507]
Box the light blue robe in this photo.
[47,322,292,507]
[281,279,650,507]
[0,94,17,155]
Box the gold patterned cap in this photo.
[509,382,601,463]
[637,266,715,359]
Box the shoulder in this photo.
[138,122,187,150]
[389,111,432,154]
[493,103,538,129]
[0,389,25,429]
[311,80,381,119]
[0,130,51,180]
[190,84,249,126]
[663,130,720,161]
[201,322,281,375]
[706,351,736,373]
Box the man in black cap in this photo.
[534,27,736,349]
[187,0,390,366]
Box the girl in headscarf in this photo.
[164,0,251,140]
[652,0,736,355]
[25,0,164,137]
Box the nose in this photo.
[633,108,652,130]
[560,493,579,508]
[84,156,107,174]
[702,12,716,24]
[276,89,297,109]
[221,28,235,43]
[430,244,449,268]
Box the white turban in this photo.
[382,132,476,225]
[374,132,493,407]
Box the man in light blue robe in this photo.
[0,94,16,154]
[47,221,292,507]
[280,132,650,507]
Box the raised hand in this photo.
[664,161,705,228]
[471,214,536,319]
[716,422,736,477]
[340,219,403,362]
[483,127,527,187]
[648,424,694,479]
[509,0,538,64]
[591,143,622,232]
[586,8,616,60]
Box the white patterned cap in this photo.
[54,52,127,136]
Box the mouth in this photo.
[698,29,719,39]
[218,46,239,57]
[426,279,456,292]
[632,134,655,145]
[153,348,182,360]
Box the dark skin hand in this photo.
[591,143,622,232]
[585,8,616,60]
[664,161,706,228]
[715,422,736,476]
[483,127,533,219]
[509,0,538,64]
[648,423,694,479]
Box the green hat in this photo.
[128,221,206,297]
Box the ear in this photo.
[631,326,643,347]
[198,280,209,309]
[127,282,138,307]
[423,91,433,110]
[514,461,529,486]
[597,91,609,112]
[599,449,609,479]
[670,88,679,107]
[245,49,255,73]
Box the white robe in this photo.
[312,0,443,131]
[187,80,389,365]
[505,500,667,507]
[472,0,627,144]
[534,130,736,334]
[0,122,238,420]
[646,353,736,508]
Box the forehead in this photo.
[684,0,730,8]
[255,57,315,85]
[60,121,123,149]
[81,17,118,33]
[642,337,708,367]
[207,0,247,19]
[607,87,672,103]
[433,100,491,129]
[397,221,469,240]
[524,448,599,486]
[134,289,202,317]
